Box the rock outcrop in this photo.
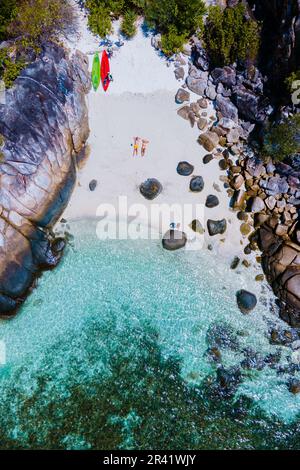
[248,0,300,96]
[0,42,90,316]
[259,222,300,327]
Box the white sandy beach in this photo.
[62,6,252,260]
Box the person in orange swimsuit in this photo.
[141,139,149,157]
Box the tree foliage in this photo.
[85,0,207,54]
[0,0,18,41]
[0,48,25,87]
[8,0,75,47]
[263,114,300,161]
[121,10,137,38]
[204,4,260,67]
[0,0,75,87]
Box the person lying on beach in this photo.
[141,139,149,157]
[132,137,140,156]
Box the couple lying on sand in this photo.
[133,137,149,157]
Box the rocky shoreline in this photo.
[0,42,90,316]
[169,31,300,326]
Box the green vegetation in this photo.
[85,0,206,55]
[0,0,17,41]
[121,10,137,38]
[263,114,300,161]
[285,70,300,93]
[160,26,187,56]
[0,0,74,88]
[204,4,260,67]
[87,2,113,37]
[0,48,25,88]
[9,0,74,47]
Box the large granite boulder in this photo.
[0,42,90,316]
[259,222,300,326]
[211,66,237,87]
[186,66,209,95]
[215,95,239,122]
[232,85,272,123]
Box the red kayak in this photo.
[101,50,110,92]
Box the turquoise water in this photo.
[0,219,299,449]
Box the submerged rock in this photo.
[162,230,187,251]
[0,42,90,316]
[206,322,240,351]
[215,366,242,398]
[288,378,300,395]
[139,178,162,200]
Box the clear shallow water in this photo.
[0,219,299,449]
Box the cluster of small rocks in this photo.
[173,42,300,327]
[205,320,300,396]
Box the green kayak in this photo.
[91,52,101,91]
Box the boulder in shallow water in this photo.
[207,219,227,236]
[236,290,257,314]
[215,366,242,398]
[177,161,194,176]
[162,230,187,251]
[288,378,300,394]
[139,178,162,200]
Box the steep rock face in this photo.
[247,0,300,95]
[0,42,90,316]
[259,222,300,326]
